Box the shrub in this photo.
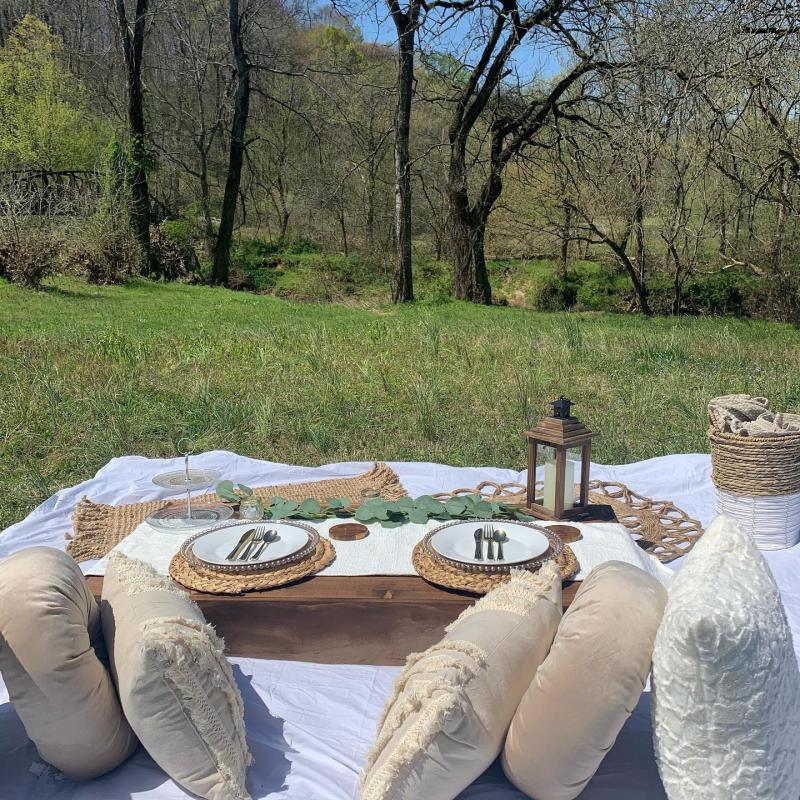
[69,212,140,284]
[232,238,280,273]
[0,234,59,289]
[678,271,747,316]
[159,219,195,249]
[574,263,628,311]
[150,224,199,281]
[281,238,319,255]
[528,271,578,311]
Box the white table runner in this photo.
[87,517,673,585]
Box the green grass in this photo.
[2,276,799,530]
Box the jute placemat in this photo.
[67,462,405,562]
[168,537,336,595]
[432,479,703,563]
[412,542,578,595]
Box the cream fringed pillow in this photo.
[502,561,667,799]
[101,553,252,800]
[652,515,800,800]
[0,547,137,778]
[360,563,562,800]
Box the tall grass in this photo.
[1,276,798,529]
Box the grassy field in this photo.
[2,276,798,530]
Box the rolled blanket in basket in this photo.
[708,394,800,438]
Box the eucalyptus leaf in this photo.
[408,508,430,525]
[473,500,493,517]
[354,506,379,523]
[444,497,467,515]
[299,498,322,515]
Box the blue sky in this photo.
[340,3,566,80]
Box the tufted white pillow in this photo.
[360,563,562,800]
[651,515,800,799]
[101,553,252,800]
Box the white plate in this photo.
[188,521,312,567]
[428,521,550,567]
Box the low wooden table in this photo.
[86,575,580,665]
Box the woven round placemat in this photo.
[432,479,703,563]
[168,537,336,595]
[412,542,578,595]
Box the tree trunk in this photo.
[633,199,646,286]
[115,0,152,271]
[212,0,250,286]
[450,203,492,304]
[388,3,417,304]
[339,201,349,256]
[198,148,215,253]
[559,202,571,281]
[449,140,494,304]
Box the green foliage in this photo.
[160,219,196,249]
[281,238,319,255]
[216,480,254,502]
[215,482,535,526]
[233,238,281,269]
[528,271,579,311]
[680,270,753,316]
[0,16,109,170]
[574,263,630,312]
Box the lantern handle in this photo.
[550,396,573,419]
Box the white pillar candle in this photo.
[563,459,575,510]
[543,457,576,512]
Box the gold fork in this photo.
[239,528,265,560]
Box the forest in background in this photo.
[0,0,799,320]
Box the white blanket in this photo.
[2,452,799,800]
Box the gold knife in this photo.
[226,528,256,561]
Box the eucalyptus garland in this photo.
[216,480,534,527]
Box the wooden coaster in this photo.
[547,524,583,543]
[329,522,369,541]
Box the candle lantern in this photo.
[523,397,613,522]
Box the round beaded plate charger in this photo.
[413,540,578,594]
[425,519,554,573]
[180,520,319,574]
[170,536,336,595]
[411,520,580,594]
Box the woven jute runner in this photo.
[432,479,703,563]
[412,542,578,595]
[67,462,406,562]
[169,538,336,595]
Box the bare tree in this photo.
[386,0,422,302]
[114,0,152,268]
[212,0,250,285]
[433,0,616,303]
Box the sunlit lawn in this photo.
[2,276,798,529]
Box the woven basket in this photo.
[708,427,800,549]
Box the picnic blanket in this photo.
[2,453,799,800]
